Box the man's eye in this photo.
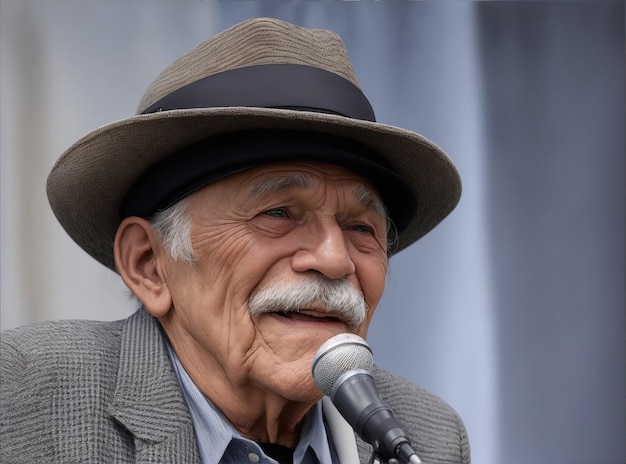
[349,224,373,234]
[263,208,289,218]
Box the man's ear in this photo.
[114,217,172,318]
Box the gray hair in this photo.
[125,198,194,310]
[149,198,195,264]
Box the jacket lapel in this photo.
[107,309,201,463]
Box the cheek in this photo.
[180,224,296,337]
[191,224,277,297]
[354,255,388,335]
[359,253,387,301]
[192,222,252,266]
[164,225,263,346]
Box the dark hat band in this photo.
[140,64,376,122]
[121,131,417,233]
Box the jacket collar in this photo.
[107,309,200,462]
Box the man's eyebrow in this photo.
[247,173,387,217]
[248,174,311,198]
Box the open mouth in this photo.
[273,310,345,324]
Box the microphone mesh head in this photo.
[311,333,373,395]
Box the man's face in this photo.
[159,161,389,404]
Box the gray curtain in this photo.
[477,3,624,463]
[1,2,623,463]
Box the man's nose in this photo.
[290,220,356,280]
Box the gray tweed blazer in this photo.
[1,309,470,464]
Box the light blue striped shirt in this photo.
[166,341,337,464]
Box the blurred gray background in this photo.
[1,1,623,463]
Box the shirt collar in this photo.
[166,340,334,464]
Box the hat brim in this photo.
[47,107,461,271]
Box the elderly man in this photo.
[1,18,469,464]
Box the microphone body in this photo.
[312,334,421,464]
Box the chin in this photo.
[282,380,324,405]
[263,362,323,404]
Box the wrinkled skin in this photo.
[116,162,389,446]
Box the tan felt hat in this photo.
[47,17,461,271]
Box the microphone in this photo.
[312,333,422,464]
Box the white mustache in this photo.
[248,275,368,327]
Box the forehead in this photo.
[244,161,374,188]
[245,162,382,206]
[191,161,387,217]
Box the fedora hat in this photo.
[47,17,461,271]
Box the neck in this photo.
[219,394,311,447]
[165,329,321,448]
